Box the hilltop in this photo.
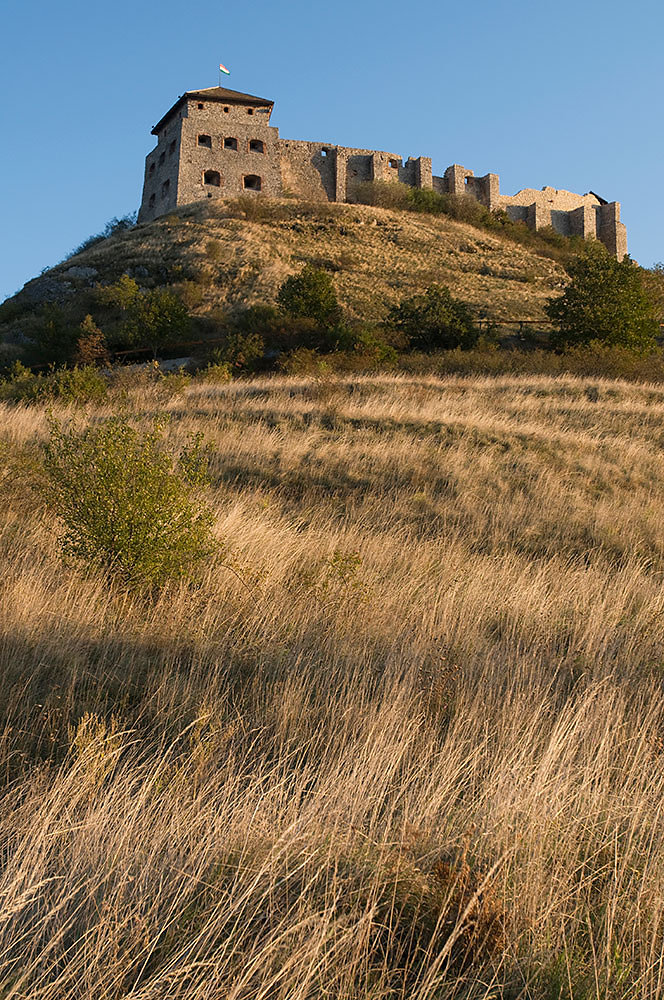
[1,198,567,358]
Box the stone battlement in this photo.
[138,86,627,259]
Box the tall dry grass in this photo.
[2,372,664,997]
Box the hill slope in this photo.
[5,198,566,333]
[2,372,664,995]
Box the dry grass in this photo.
[2,372,664,997]
[18,199,565,323]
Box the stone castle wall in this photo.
[138,90,628,258]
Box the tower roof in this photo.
[151,86,274,134]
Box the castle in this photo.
[138,86,627,258]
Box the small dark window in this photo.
[224,137,238,150]
[249,139,264,153]
[198,133,212,148]
[149,193,155,209]
[159,152,165,166]
[197,103,204,109]
[388,158,399,168]
[203,169,221,187]
[149,162,155,175]
[169,140,176,155]
[161,179,170,198]
[321,148,328,158]
[247,108,254,115]
[223,106,229,113]
[243,174,262,191]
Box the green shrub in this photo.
[387,285,478,351]
[66,212,137,259]
[546,242,659,351]
[0,362,107,405]
[209,332,265,373]
[44,418,215,587]
[277,265,341,329]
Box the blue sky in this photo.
[2,0,662,301]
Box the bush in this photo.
[0,362,107,405]
[75,315,109,366]
[67,212,137,259]
[44,418,215,587]
[545,242,659,351]
[387,285,478,351]
[209,332,265,373]
[277,265,341,329]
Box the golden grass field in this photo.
[3,371,664,998]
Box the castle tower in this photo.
[138,86,282,223]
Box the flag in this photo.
[219,63,230,76]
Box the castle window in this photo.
[149,193,155,209]
[247,108,254,115]
[203,169,221,187]
[224,137,238,150]
[321,148,329,158]
[149,162,155,175]
[169,140,176,155]
[161,179,170,198]
[249,139,264,153]
[197,103,204,109]
[243,174,262,191]
[198,133,212,148]
[389,158,399,168]
[159,152,165,166]
[223,106,229,113]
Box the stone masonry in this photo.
[138,86,627,258]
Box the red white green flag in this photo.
[219,63,230,76]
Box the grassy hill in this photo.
[3,371,664,996]
[1,198,568,360]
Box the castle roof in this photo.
[152,87,274,134]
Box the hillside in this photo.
[2,371,664,996]
[2,198,566,345]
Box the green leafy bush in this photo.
[387,285,478,351]
[277,265,341,329]
[0,362,107,405]
[546,242,659,351]
[209,332,265,373]
[44,418,215,587]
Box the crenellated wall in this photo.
[138,88,628,257]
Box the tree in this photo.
[545,242,659,351]
[97,275,190,356]
[387,285,478,351]
[277,265,341,328]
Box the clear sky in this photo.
[2,0,662,301]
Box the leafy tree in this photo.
[277,265,341,328]
[97,275,190,355]
[387,285,478,351]
[44,418,215,587]
[545,242,659,351]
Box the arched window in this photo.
[149,193,156,209]
[197,134,212,148]
[161,179,170,198]
[197,103,204,109]
[224,137,238,150]
[243,174,262,191]
[249,139,264,153]
[223,106,229,113]
[203,170,221,187]
[247,108,254,115]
